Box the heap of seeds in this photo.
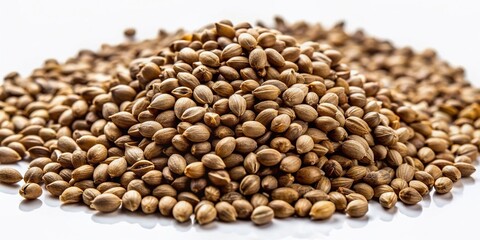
[0,20,477,226]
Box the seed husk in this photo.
[0,167,23,184]
[19,183,42,200]
[251,206,274,225]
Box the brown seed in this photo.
[345,200,368,218]
[72,165,94,182]
[46,180,70,197]
[253,85,281,100]
[229,94,247,117]
[268,200,295,218]
[141,196,159,214]
[196,203,217,225]
[232,199,254,219]
[0,167,23,184]
[293,104,318,122]
[222,43,243,61]
[257,32,276,48]
[329,192,347,211]
[379,192,398,209]
[60,186,83,204]
[296,135,314,154]
[184,162,205,179]
[434,177,453,194]
[310,201,335,220]
[271,187,299,203]
[91,193,122,213]
[242,121,266,138]
[201,153,226,170]
[239,174,261,195]
[0,146,22,164]
[19,183,42,200]
[279,155,302,173]
[399,187,422,205]
[173,200,193,222]
[409,180,429,196]
[453,162,476,177]
[215,137,236,158]
[238,33,257,51]
[159,196,178,216]
[183,125,211,142]
[249,48,267,70]
[168,154,187,175]
[82,188,101,207]
[199,51,221,68]
[215,201,238,222]
[296,166,322,185]
[256,148,283,166]
[396,164,415,182]
[341,140,366,160]
[271,114,291,133]
[442,165,461,182]
[251,206,274,225]
[87,144,108,164]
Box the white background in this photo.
[0,1,479,239]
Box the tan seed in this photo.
[91,193,122,213]
[434,177,453,194]
[251,206,274,225]
[310,201,335,220]
[19,183,42,200]
[0,167,23,184]
[345,200,368,218]
[399,187,422,205]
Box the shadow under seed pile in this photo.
[0,19,477,226]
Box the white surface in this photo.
[0,1,479,239]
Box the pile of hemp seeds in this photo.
[0,19,478,225]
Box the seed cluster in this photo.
[0,19,477,226]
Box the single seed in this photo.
[345,200,368,218]
[91,193,122,213]
[251,206,274,225]
[0,167,23,184]
[19,183,42,200]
